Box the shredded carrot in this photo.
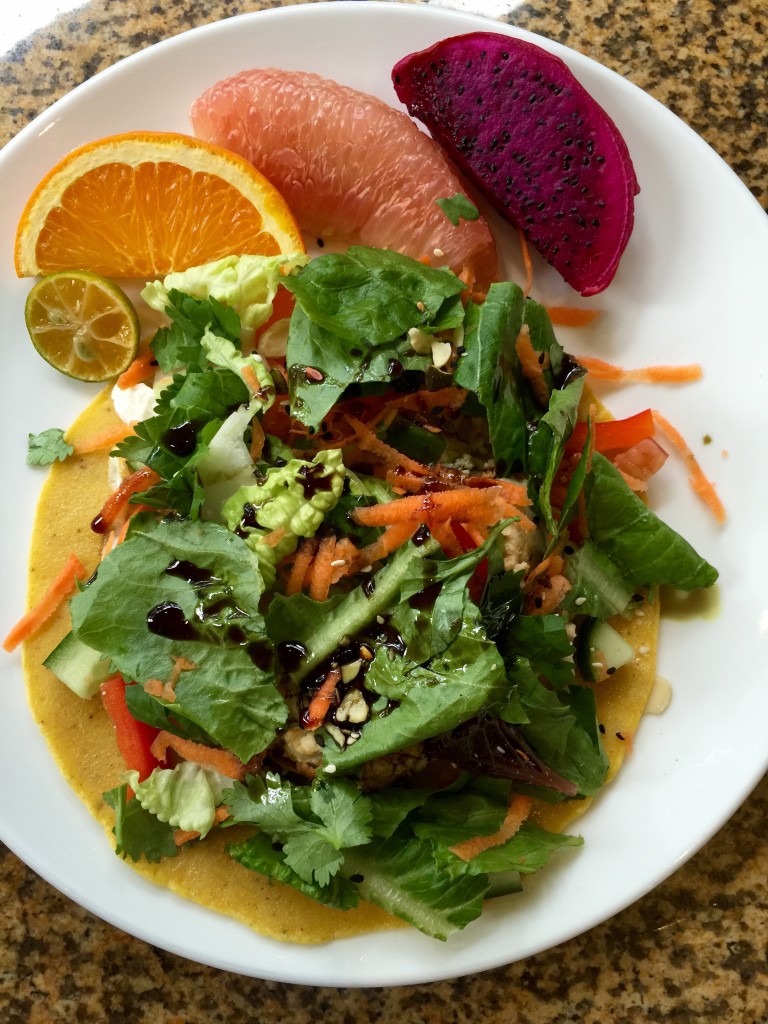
[652,411,726,523]
[429,520,465,558]
[241,362,264,395]
[101,516,133,556]
[356,521,418,568]
[92,467,160,534]
[518,229,534,297]
[150,730,247,780]
[143,655,196,704]
[515,327,550,407]
[304,664,342,731]
[173,806,232,847]
[384,469,433,494]
[3,552,88,652]
[260,526,286,549]
[72,421,137,455]
[249,416,265,462]
[329,538,359,583]
[351,486,517,528]
[286,537,317,596]
[116,349,157,389]
[418,254,432,266]
[450,794,533,861]
[309,534,337,602]
[545,306,602,328]
[346,415,432,478]
[577,356,703,384]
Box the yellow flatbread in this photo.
[21,387,658,941]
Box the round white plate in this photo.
[1,1,766,988]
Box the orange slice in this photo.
[14,131,305,278]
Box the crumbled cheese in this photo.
[111,381,156,425]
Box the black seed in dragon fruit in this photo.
[392,32,640,297]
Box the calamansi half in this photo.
[24,270,140,382]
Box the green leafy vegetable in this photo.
[26,427,73,466]
[103,785,178,863]
[69,516,287,761]
[435,193,481,226]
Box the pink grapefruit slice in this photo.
[190,68,498,291]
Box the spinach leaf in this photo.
[454,282,528,475]
[283,246,465,344]
[327,622,508,772]
[584,454,719,591]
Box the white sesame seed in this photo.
[330,558,346,567]
[416,301,425,312]
[376,615,385,624]
[324,764,337,774]
[574,596,587,606]
[433,248,445,258]
[638,644,649,655]
[361,564,373,573]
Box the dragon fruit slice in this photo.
[392,33,640,296]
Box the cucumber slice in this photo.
[576,618,635,683]
[43,631,112,699]
[486,869,523,899]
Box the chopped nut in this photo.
[340,659,363,684]
[282,726,323,766]
[408,327,433,355]
[431,339,453,369]
[336,689,369,724]
[325,723,347,747]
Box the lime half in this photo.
[24,271,140,382]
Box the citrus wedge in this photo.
[14,131,305,278]
[24,271,140,382]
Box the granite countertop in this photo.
[1,1,766,1020]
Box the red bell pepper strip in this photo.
[450,522,489,603]
[565,408,655,456]
[99,675,163,783]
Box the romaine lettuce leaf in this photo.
[70,516,287,761]
[340,830,488,941]
[126,761,230,837]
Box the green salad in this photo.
[46,247,717,940]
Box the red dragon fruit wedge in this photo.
[392,33,640,296]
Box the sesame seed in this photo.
[376,615,385,624]
[330,558,346,567]
[324,764,337,774]
[416,301,425,311]
[574,596,586,606]
[638,644,649,655]
[433,247,445,257]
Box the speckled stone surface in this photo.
[1,0,766,1020]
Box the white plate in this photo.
[1,1,767,988]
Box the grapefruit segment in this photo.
[190,69,498,291]
[392,33,640,297]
